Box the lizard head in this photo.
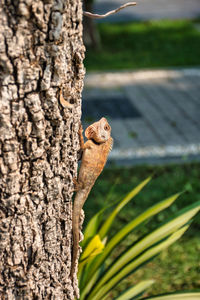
[85,117,111,143]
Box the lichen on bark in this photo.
[0,0,85,298]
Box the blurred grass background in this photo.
[85,20,200,71]
[83,16,200,298]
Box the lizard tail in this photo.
[70,206,80,299]
[70,189,89,277]
[70,188,92,298]
[71,215,79,275]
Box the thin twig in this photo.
[83,2,137,19]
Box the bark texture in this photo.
[0,0,85,298]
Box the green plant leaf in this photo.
[81,177,151,295]
[115,280,155,300]
[82,207,106,248]
[87,201,200,300]
[79,268,101,300]
[98,177,151,239]
[144,292,200,300]
[83,178,120,248]
[87,226,189,300]
[80,235,104,262]
[84,193,180,286]
[78,235,105,288]
[94,203,200,292]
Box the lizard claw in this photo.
[73,178,84,191]
[79,123,83,134]
[73,177,79,191]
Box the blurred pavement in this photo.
[83,0,200,166]
[82,68,200,166]
[94,0,200,22]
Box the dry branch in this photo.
[83,2,137,19]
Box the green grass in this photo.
[83,162,200,296]
[85,20,200,71]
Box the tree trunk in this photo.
[0,0,85,298]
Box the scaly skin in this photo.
[70,118,113,297]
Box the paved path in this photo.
[94,0,200,22]
[82,68,200,165]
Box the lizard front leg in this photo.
[78,124,94,151]
[77,123,85,161]
[78,123,85,150]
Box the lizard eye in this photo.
[104,124,110,131]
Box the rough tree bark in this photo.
[0,0,85,298]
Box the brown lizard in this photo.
[70,117,113,296]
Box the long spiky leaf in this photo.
[144,292,200,300]
[88,226,189,300]
[85,193,180,281]
[87,202,200,299]
[98,177,151,239]
[81,193,180,295]
[116,280,155,300]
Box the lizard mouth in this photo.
[92,139,101,145]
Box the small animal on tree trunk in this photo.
[70,117,113,294]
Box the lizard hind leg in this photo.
[73,177,84,191]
